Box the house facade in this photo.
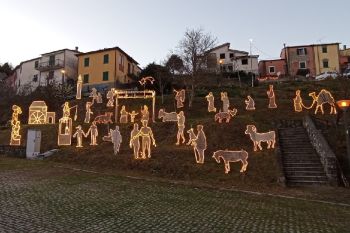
[258,59,286,77]
[340,45,350,71]
[280,43,340,77]
[77,47,141,92]
[206,43,259,74]
[15,48,80,93]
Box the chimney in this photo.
[75,46,79,51]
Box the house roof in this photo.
[228,49,249,54]
[206,43,230,53]
[259,59,285,62]
[284,42,340,49]
[41,48,81,56]
[76,47,139,65]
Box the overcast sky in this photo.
[1,0,349,67]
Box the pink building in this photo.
[258,59,286,77]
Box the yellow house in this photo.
[313,43,340,74]
[77,47,141,91]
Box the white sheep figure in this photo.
[158,109,178,122]
[212,149,248,174]
[245,125,276,151]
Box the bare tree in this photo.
[177,28,217,108]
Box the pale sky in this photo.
[1,0,349,68]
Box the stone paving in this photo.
[0,167,349,233]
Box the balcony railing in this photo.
[36,59,64,71]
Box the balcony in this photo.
[36,59,64,72]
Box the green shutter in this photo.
[103,71,109,81]
[84,58,90,67]
[83,74,89,83]
[104,54,109,64]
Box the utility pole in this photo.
[249,39,254,87]
[284,43,289,76]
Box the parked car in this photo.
[315,71,339,81]
[343,68,350,78]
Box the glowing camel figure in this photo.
[84,102,93,123]
[308,89,337,115]
[267,85,277,108]
[73,125,86,148]
[245,125,276,151]
[191,125,207,164]
[132,120,156,159]
[129,123,140,159]
[174,89,185,108]
[120,106,129,123]
[212,149,249,174]
[110,126,122,155]
[85,121,98,146]
[158,109,178,122]
[205,92,216,112]
[214,109,237,123]
[176,111,186,145]
[76,75,82,100]
[245,96,255,111]
[106,88,115,107]
[10,105,22,146]
[221,92,230,112]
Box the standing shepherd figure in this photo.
[174,89,186,108]
[193,125,207,164]
[132,120,156,159]
[267,85,277,108]
[294,90,303,112]
[129,123,140,159]
[73,125,85,148]
[205,92,216,112]
[110,126,122,155]
[221,92,230,112]
[86,121,98,146]
[84,102,93,123]
[176,111,186,145]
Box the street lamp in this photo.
[249,39,254,87]
[61,69,66,85]
[337,100,350,169]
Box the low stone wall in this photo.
[303,116,338,186]
[0,145,26,158]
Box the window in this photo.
[128,63,131,74]
[269,66,275,74]
[48,71,54,79]
[84,57,90,67]
[323,59,329,68]
[322,46,328,53]
[103,71,109,81]
[228,65,233,71]
[241,59,248,65]
[297,48,307,56]
[83,74,89,83]
[33,74,38,82]
[299,61,307,69]
[220,53,225,59]
[103,54,109,64]
[229,53,234,58]
[119,55,124,71]
[34,61,39,69]
[49,55,55,66]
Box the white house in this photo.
[15,48,80,93]
[206,43,259,74]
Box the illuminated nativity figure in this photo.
[129,111,138,123]
[132,120,156,159]
[10,105,22,146]
[141,105,150,122]
[192,125,207,164]
[76,75,82,100]
[84,102,93,123]
[120,105,129,123]
[205,92,216,112]
[221,92,230,112]
[73,125,86,148]
[129,123,140,159]
[174,89,186,108]
[308,89,337,115]
[245,125,276,151]
[267,85,277,108]
[58,102,78,146]
[176,111,186,145]
[245,95,255,110]
[212,149,249,174]
[89,88,102,104]
[86,121,99,146]
[110,126,123,155]
[106,88,115,107]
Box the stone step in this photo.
[284,162,324,167]
[284,167,325,172]
[287,176,328,182]
[284,171,326,176]
[287,180,329,186]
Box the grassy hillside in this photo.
[1,79,349,193]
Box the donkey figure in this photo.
[212,149,248,174]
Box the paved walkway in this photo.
[0,166,349,233]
